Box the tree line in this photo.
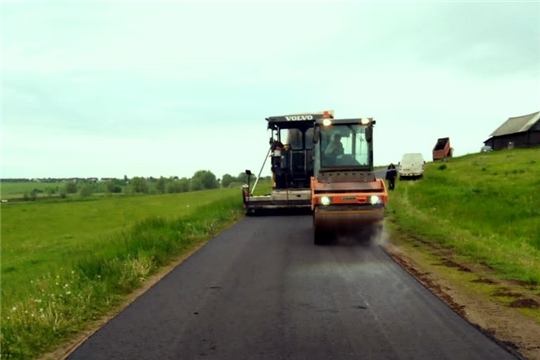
[16,170,270,200]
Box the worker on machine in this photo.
[324,134,344,156]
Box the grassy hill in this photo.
[386,147,540,285]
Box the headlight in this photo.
[320,196,331,205]
[369,195,381,205]
[360,118,370,125]
[322,119,332,126]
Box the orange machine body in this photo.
[310,114,388,244]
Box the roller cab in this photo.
[310,114,388,245]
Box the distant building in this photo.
[484,110,540,150]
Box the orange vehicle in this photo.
[310,112,388,245]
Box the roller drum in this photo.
[313,206,384,244]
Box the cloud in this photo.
[1,1,538,178]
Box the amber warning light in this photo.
[322,111,333,126]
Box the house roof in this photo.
[490,110,540,137]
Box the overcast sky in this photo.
[2,1,539,179]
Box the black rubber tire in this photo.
[314,230,327,245]
[313,211,327,245]
[245,209,256,217]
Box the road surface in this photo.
[67,215,520,360]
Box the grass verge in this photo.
[386,148,540,285]
[1,191,244,359]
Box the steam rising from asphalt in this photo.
[332,221,390,247]
[372,224,391,247]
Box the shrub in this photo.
[65,182,78,194]
[79,185,93,198]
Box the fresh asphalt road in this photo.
[67,215,520,360]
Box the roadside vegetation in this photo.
[0,168,270,359]
[0,171,268,201]
[386,148,540,285]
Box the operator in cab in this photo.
[324,134,344,156]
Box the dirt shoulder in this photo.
[381,229,540,360]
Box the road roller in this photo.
[310,112,388,245]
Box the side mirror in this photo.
[365,126,373,143]
[245,169,252,176]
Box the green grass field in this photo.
[0,181,116,201]
[1,188,240,293]
[1,188,245,360]
[387,147,540,284]
[0,182,65,199]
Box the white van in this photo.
[398,153,425,180]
